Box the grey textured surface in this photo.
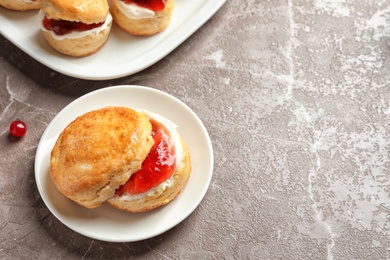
[1,0,390,259]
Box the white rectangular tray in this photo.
[0,0,226,80]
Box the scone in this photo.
[0,0,42,11]
[50,107,191,212]
[50,107,154,208]
[39,0,112,56]
[110,0,174,36]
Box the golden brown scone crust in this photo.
[50,107,154,209]
[0,0,42,11]
[107,137,191,212]
[111,0,174,36]
[42,20,112,57]
[43,0,109,23]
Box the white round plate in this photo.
[34,85,213,242]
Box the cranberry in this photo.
[10,120,27,137]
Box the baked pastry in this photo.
[50,107,191,212]
[110,0,174,36]
[50,107,154,208]
[0,0,42,11]
[39,0,112,56]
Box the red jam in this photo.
[116,120,176,196]
[42,17,104,36]
[123,0,167,12]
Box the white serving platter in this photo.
[0,0,226,80]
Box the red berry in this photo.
[10,120,27,137]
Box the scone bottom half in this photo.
[49,106,192,213]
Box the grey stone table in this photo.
[1,0,390,259]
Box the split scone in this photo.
[0,0,42,11]
[110,0,174,36]
[39,0,112,56]
[50,106,191,212]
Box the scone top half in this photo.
[0,0,42,11]
[43,0,109,23]
[50,107,154,208]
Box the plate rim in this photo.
[34,85,214,242]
